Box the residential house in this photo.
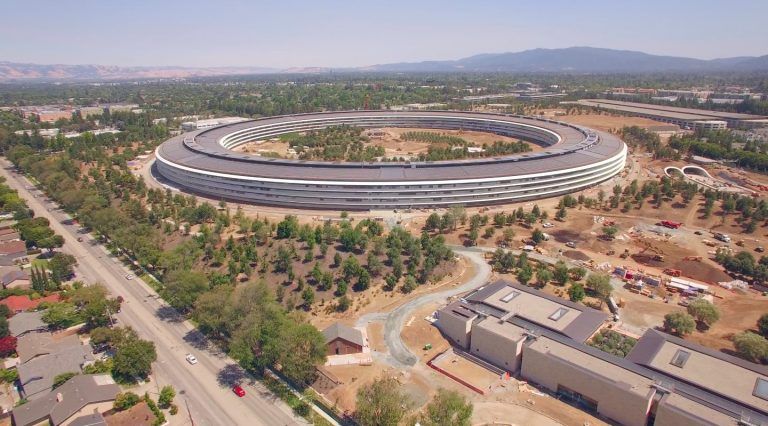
[11,374,120,426]
[17,333,95,400]
[1,269,31,289]
[8,311,46,337]
[323,323,364,356]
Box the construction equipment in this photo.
[664,268,682,277]
[683,256,702,262]
[660,220,682,229]
[653,254,665,262]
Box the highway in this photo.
[0,160,304,426]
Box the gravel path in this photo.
[357,248,491,368]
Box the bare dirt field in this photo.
[553,112,671,133]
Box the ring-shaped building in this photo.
[155,111,627,210]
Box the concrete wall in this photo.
[436,313,473,349]
[654,398,736,426]
[521,344,653,426]
[468,324,524,372]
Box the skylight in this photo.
[500,290,520,303]
[670,349,690,368]
[548,307,569,321]
[754,378,768,401]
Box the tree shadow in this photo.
[216,364,246,387]
[182,329,212,351]
[155,305,184,323]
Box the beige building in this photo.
[435,280,768,426]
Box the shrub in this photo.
[114,392,141,411]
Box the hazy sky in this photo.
[2,0,766,68]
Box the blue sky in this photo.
[1,0,766,68]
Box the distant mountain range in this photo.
[1,47,767,82]
[362,47,768,73]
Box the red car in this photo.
[233,385,246,397]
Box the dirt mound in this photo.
[563,250,590,261]
[631,254,664,267]
[670,259,732,283]
[551,229,583,243]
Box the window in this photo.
[500,291,520,302]
[549,308,569,321]
[754,378,768,401]
[670,350,690,368]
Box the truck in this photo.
[660,220,682,229]
[714,232,731,243]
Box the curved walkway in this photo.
[357,248,492,368]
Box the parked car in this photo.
[542,222,554,228]
[185,354,198,365]
[125,274,135,280]
[233,385,246,397]
[756,246,765,253]
[565,241,576,248]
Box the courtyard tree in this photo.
[686,298,720,329]
[420,388,473,426]
[663,312,696,337]
[355,377,413,426]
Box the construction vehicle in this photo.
[664,268,682,277]
[660,220,682,229]
[652,254,665,262]
[714,232,731,243]
[607,250,616,256]
[683,256,702,262]
[620,249,630,259]
[736,240,745,247]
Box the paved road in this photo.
[0,161,304,426]
[357,248,492,367]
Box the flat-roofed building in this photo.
[654,392,742,426]
[627,329,768,416]
[466,280,608,342]
[469,318,527,372]
[575,99,766,129]
[522,335,656,426]
[435,302,478,349]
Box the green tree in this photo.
[535,268,552,286]
[0,316,8,338]
[586,273,612,305]
[162,270,209,313]
[553,261,569,286]
[758,313,768,338]
[302,286,315,308]
[568,283,586,302]
[517,265,532,286]
[355,377,412,426]
[113,392,141,411]
[158,385,176,409]
[113,334,157,381]
[733,331,768,362]
[663,312,696,337]
[686,298,720,329]
[49,253,77,284]
[52,372,78,389]
[420,389,473,426]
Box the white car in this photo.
[542,222,554,228]
[125,274,135,280]
[185,354,198,365]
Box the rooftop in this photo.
[8,311,46,337]
[17,334,94,399]
[467,280,608,342]
[322,323,364,347]
[577,99,767,121]
[11,374,119,426]
[0,240,26,255]
[0,294,60,312]
[627,329,768,414]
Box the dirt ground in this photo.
[551,111,672,133]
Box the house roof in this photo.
[104,401,157,426]
[0,228,18,236]
[322,323,364,347]
[1,269,29,286]
[0,240,26,255]
[8,311,46,337]
[68,413,107,426]
[17,334,94,399]
[0,294,60,312]
[11,374,120,426]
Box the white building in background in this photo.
[181,117,250,132]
